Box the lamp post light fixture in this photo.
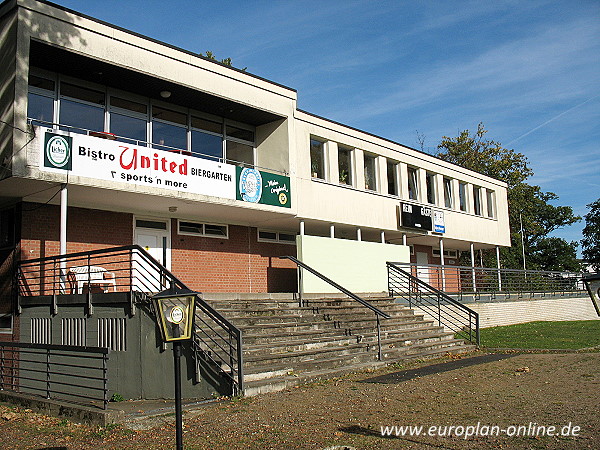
[153,292,196,450]
[581,273,600,317]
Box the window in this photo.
[487,189,496,218]
[338,146,352,185]
[310,138,325,179]
[225,123,254,167]
[109,96,148,145]
[425,172,435,204]
[191,116,223,161]
[178,220,228,238]
[27,74,55,126]
[364,154,377,191]
[433,248,458,258]
[407,167,418,200]
[0,315,12,334]
[443,178,452,208]
[59,83,105,134]
[258,230,297,244]
[136,219,167,230]
[387,161,398,196]
[458,182,467,211]
[152,106,187,151]
[473,186,482,216]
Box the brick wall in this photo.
[171,223,297,293]
[20,203,133,261]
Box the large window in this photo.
[225,124,254,167]
[109,96,148,145]
[59,82,105,134]
[338,146,352,185]
[425,172,435,204]
[310,138,325,179]
[364,154,377,191]
[191,116,223,161]
[407,167,418,200]
[387,161,398,196]
[443,177,452,208]
[27,75,55,126]
[152,106,187,151]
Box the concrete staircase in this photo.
[203,293,475,396]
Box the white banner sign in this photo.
[39,129,235,199]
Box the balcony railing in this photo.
[388,262,586,301]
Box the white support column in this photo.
[377,155,387,194]
[435,174,445,208]
[330,224,335,239]
[417,168,427,204]
[439,237,446,290]
[496,245,502,291]
[402,233,407,246]
[357,228,362,241]
[299,220,305,236]
[60,184,68,293]
[327,141,339,183]
[380,230,385,243]
[470,242,476,292]
[355,148,366,190]
[398,163,409,199]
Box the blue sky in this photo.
[57,0,599,253]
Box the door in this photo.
[134,219,170,292]
[416,251,430,284]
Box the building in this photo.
[0,0,510,400]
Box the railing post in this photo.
[46,348,50,399]
[0,346,4,391]
[437,293,441,326]
[297,267,304,307]
[236,329,244,395]
[376,314,382,361]
[102,351,108,410]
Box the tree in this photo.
[436,123,581,270]
[529,237,580,272]
[582,198,600,270]
[200,51,246,71]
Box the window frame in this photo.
[458,182,467,212]
[310,137,326,180]
[338,145,353,186]
[486,189,496,218]
[257,229,297,245]
[407,167,419,201]
[363,153,377,191]
[443,177,452,209]
[177,220,229,239]
[425,172,436,204]
[473,186,482,216]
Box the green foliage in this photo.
[110,392,124,402]
[480,320,600,349]
[582,198,600,270]
[436,123,581,270]
[200,51,246,71]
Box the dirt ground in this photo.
[1,350,598,449]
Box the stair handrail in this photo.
[387,262,480,345]
[280,255,390,360]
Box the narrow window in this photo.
[426,172,435,204]
[109,96,148,145]
[473,186,482,216]
[387,161,398,196]
[407,167,418,200]
[310,139,325,179]
[225,124,254,167]
[59,82,105,133]
[364,154,377,191]
[191,116,223,161]
[152,106,187,152]
[338,147,352,185]
[443,178,452,208]
[486,189,496,218]
[459,182,467,212]
[27,74,55,126]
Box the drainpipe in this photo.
[470,242,476,293]
[60,184,68,292]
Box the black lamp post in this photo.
[581,273,600,317]
[153,292,196,450]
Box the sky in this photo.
[56,0,600,254]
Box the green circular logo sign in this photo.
[46,135,70,167]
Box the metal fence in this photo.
[388,262,585,300]
[0,342,109,409]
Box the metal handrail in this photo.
[15,245,244,396]
[388,262,585,299]
[387,262,480,345]
[0,342,109,409]
[280,255,390,360]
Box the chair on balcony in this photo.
[67,266,116,294]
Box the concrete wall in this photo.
[465,296,600,328]
[0,5,17,181]
[297,235,409,293]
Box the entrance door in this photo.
[416,251,430,284]
[134,219,170,292]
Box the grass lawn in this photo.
[480,320,600,349]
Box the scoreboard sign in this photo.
[400,203,433,231]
